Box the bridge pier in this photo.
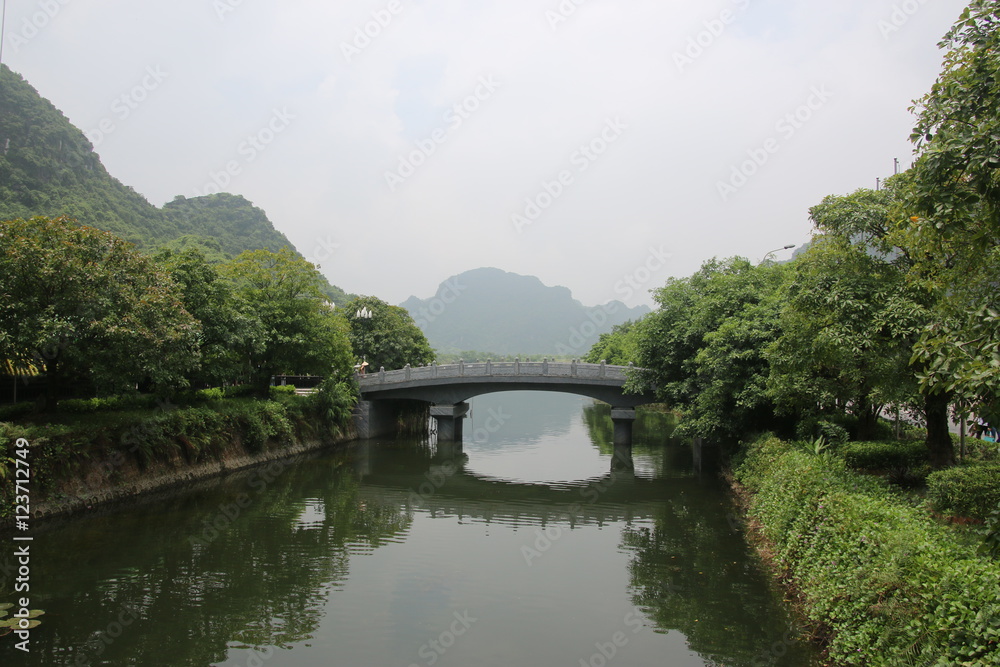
[611,408,636,470]
[354,399,399,440]
[431,402,470,442]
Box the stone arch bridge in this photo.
[354,360,656,448]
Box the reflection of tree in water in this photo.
[4,453,412,667]
[582,402,683,477]
[620,494,817,666]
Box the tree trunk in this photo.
[857,404,879,441]
[925,392,955,468]
[41,360,60,413]
[854,391,879,440]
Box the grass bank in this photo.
[730,435,1000,666]
[0,383,358,526]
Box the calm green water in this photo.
[1,392,819,666]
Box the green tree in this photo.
[629,258,789,441]
[345,296,435,371]
[904,0,1000,428]
[770,181,962,462]
[155,247,264,387]
[220,248,353,388]
[767,234,925,442]
[0,216,200,408]
[583,321,640,365]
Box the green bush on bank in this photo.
[1,386,357,520]
[927,463,1000,522]
[838,440,928,471]
[734,435,1000,666]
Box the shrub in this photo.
[222,384,257,399]
[838,440,928,470]
[268,385,297,401]
[796,413,895,442]
[59,394,157,413]
[927,463,1000,521]
[0,402,35,421]
[224,400,293,453]
[734,435,1000,665]
[307,378,357,432]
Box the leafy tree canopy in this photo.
[0,216,200,407]
[345,296,435,372]
[903,0,1000,421]
[221,248,353,387]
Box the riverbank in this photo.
[1,394,358,530]
[728,435,1000,666]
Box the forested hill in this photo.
[0,64,349,301]
[401,267,650,357]
[0,65,167,244]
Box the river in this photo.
[1,392,820,666]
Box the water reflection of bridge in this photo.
[351,441,705,527]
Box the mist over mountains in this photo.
[401,267,649,357]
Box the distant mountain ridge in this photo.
[0,64,350,302]
[401,268,650,357]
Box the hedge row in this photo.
[837,440,928,470]
[927,463,1000,522]
[734,436,1000,666]
[1,388,357,520]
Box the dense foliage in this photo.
[837,440,928,471]
[905,0,1000,432]
[0,382,358,520]
[626,258,791,442]
[734,435,1000,665]
[219,248,354,389]
[0,216,200,408]
[345,296,434,371]
[927,462,1000,521]
[0,218,358,407]
[583,321,639,366]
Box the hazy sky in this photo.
[1,0,967,308]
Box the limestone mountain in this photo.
[401,268,650,358]
[0,64,349,302]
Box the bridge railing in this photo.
[358,361,633,388]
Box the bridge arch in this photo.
[354,361,656,457]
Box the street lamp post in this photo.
[760,244,796,265]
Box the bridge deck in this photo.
[358,361,633,387]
